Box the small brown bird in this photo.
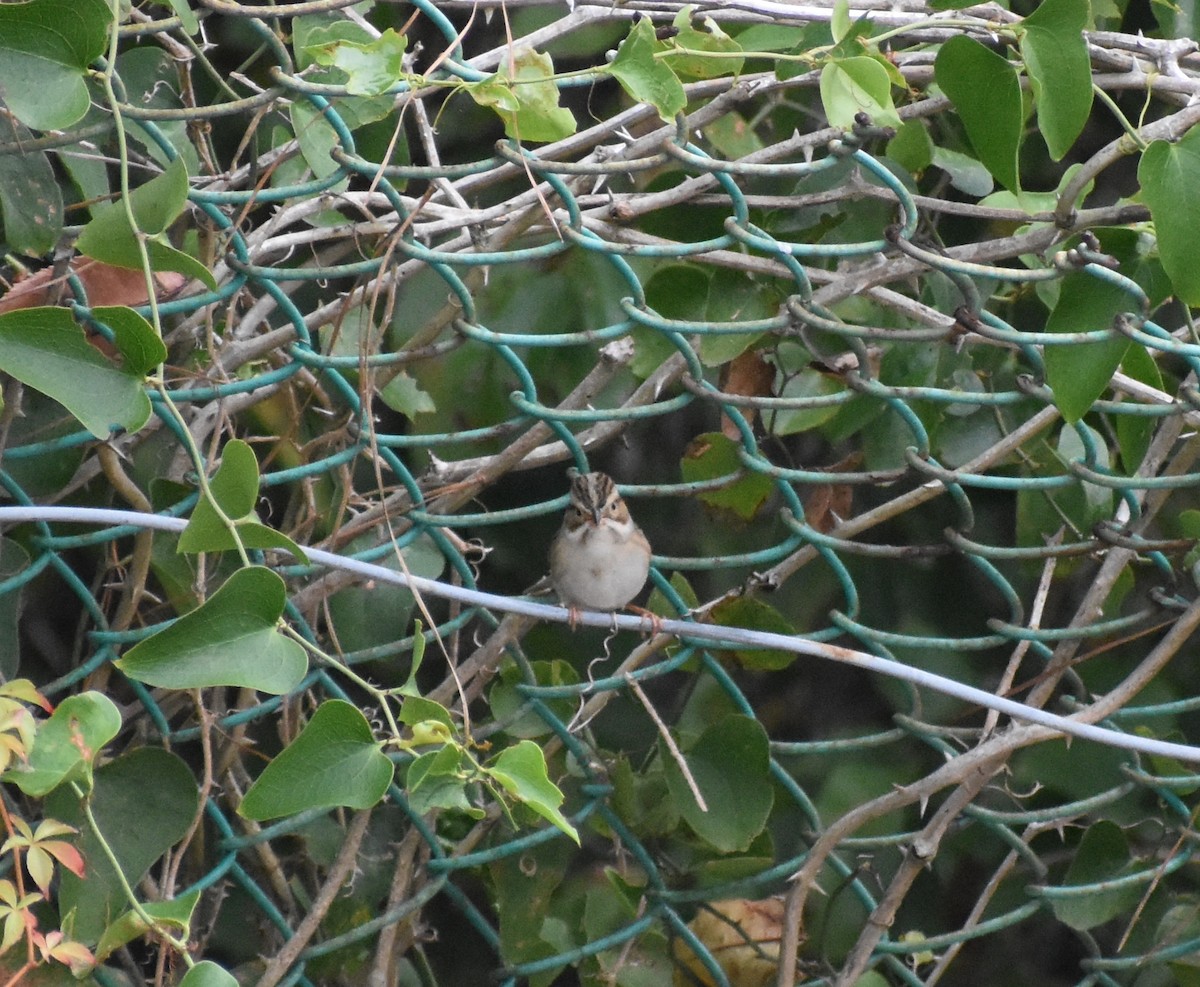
[549,469,651,615]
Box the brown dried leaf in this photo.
[0,259,185,315]
[805,452,860,534]
[672,897,788,987]
[719,348,774,439]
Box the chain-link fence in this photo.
[3,0,1200,985]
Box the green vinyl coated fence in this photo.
[2,1,1200,985]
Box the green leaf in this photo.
[178,440,308,562]
[831,0,852,42]
[661,715,773,852]
[632,264,710,378]
[1140,127,1200,306]
[1160,904,1200,987]
[115,566,308,693]
[75,157,216,289]
[1019,0,1092,160]
[92,306,168,376]
[81,155,189,240]
[117,46,202,174]
[290,100,343,181]
[703,111,764,159]
[59,141,111,217]
[680,431,774,521]
[1049,821,1141,930]
[179,438,258,541]
[469,48,575,143]
[488,740,580,844]
[47,747,199,944]
[819,56,901,130]
[0,0,110,130]
[769,356,847,436]
[700,269,779,366]
[1115,343,1163,473]
[398,694,455,733]
[709,595,797,670]
[239,700,394,820]
[0,114,61,254]
[489,839,573,971]
[489,661,579,740]
[1055,421,1113,528]
[293,16,365,69]
[610,18,687,122]
[1042,272,1132,423]
[379,371,436,418]
[4,692,120,797]
[662,8,743,80]
[935,36,1022,192]
[178,962,239,987]
[887,119,934,174]
[407,746,480,816]
[309,27,406,96]
[735,23,808,52]
[326,534,442,651]
[96,890,200,961]
[0,307,154,438]
[930,145,994,197]
[160,0,200,35]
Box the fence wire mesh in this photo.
[5,0,1200,985]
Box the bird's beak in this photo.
[590,506,603,526]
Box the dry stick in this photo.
[1027,391,1191,709]
[982,529,1061,738]
[368,825,427,987]
[254,808,374,987]
[96,443,154,632]
[778,400,1188,980]
[777,591,1200,986]
[776,397,1193,980]
[161,690,216,897]
[834,758,1006,986]
[923,845,1023,985]
[627,674,708,812]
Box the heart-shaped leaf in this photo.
[46,747,199,943]
[610,18,686,122]
[1019,0,1092,160]
[1140,127,1200,306]
[116,566,308,693]
[0,307,155,438]
[0,0,109,130]
[75,158,215,289]
[239,700,393,820]
[178,962,239,987]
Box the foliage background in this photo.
[2,0,1200,985]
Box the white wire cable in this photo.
[4,505,1198,764]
